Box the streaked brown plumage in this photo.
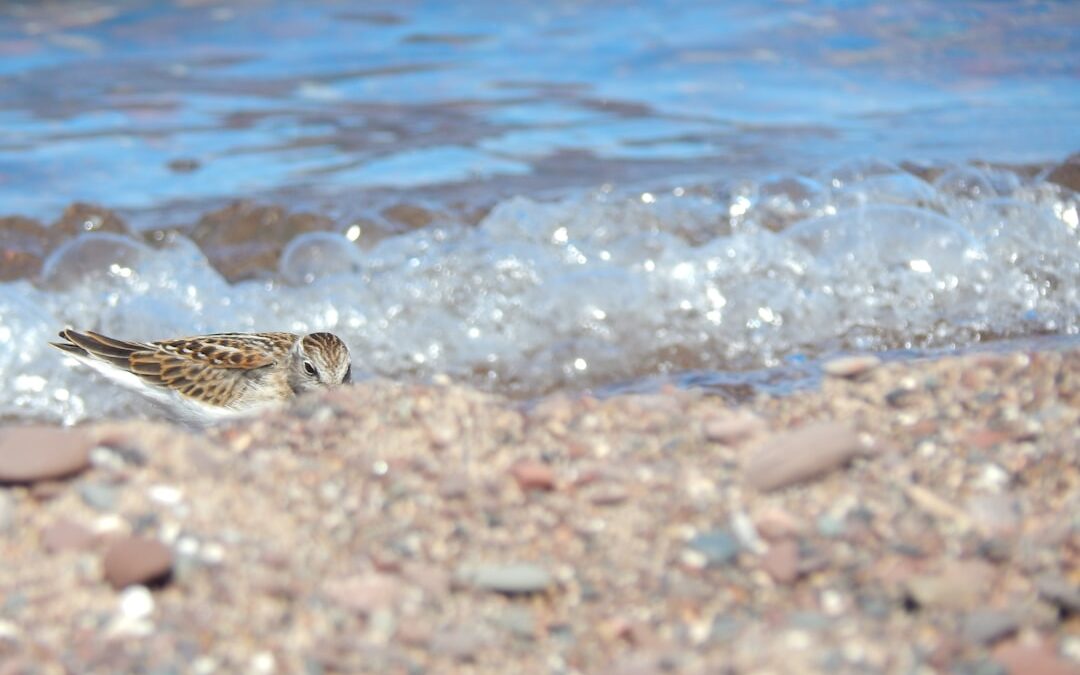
[51,329,352,423]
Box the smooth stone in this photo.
[905,560,995,610]
[745,422,866,492]
[1034,575,1080,614]
[78,482,120,512]
[822,355,881,378]
[993,640,1079,675]
[962,610,1019,646]
[762,539,800,584]
[703,414,765,443]
[687,530,740,567]
[0,426,92,485]
[102,536,174,589]
[457,562,553,594]
[510,461,556,492]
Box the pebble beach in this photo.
[1,346,1077,674]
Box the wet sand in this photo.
[0,346,1077,673]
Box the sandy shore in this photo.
[0,347,1077,674]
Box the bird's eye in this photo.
[342,365,352,384]
[304,361,317,377]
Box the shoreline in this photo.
[0,346,1077,673]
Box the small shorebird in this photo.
[51,329,352,424]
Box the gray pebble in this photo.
[1035,575,1080,613]
[457,563,553,594]
[687,530,741,567]
[962,610,1018,645]
[78,481,120,511]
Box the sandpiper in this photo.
[52,329,351,424]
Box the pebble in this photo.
[993,640,1080,675]
[762,539,801,584]
[78,482,120,512]
[1035,575,1080,614]
[456,563,553,594]
[754,508,805,541]
[962,610,1019,646]
[0,426,92,484]
[745,422,865,492]
[905,560,994,610]
[703,414,764,443]
[686,530,740,567]
[510,461,556,492]
[118,585,155,620]
[41,519,95,553]
[588,484,629,506]
[823,355,881,378]
[102,536,174,589]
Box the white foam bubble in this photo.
[2,164,1077,422]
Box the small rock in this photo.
[78,482,120,512]
[754,508,805,541]
[745,422,866,492]
[1035,575,1080,614]
[0,426,93,485]
[457,563,553,595]
[41,519,95,553]
[905,559,995,610]
[686,530,740,567]
[762,539,800,584]
[118,585,155,620]
[823,355,881,378]
[962,610,1019,646]
[993,639,1079,675]
[1047,152,1080,192]
[703,414,764,443]
[102,536,174,589]
[510,461,556,492]
[588,484,629,506]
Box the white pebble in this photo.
[119,586,154,620]
[148,484,184,505]
[250,651,276,674]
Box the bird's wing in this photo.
[52,330,293,407]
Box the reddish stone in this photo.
[0,426,93,485]
[967,429,1012,450]
[762,539,800,584]
[510,461,556,492]
[993,640,1080,675]
[102,536,174,589]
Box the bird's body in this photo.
[51,329,352,424]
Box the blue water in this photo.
[0,0,1077,220]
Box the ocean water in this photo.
[0,0,1078,423]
